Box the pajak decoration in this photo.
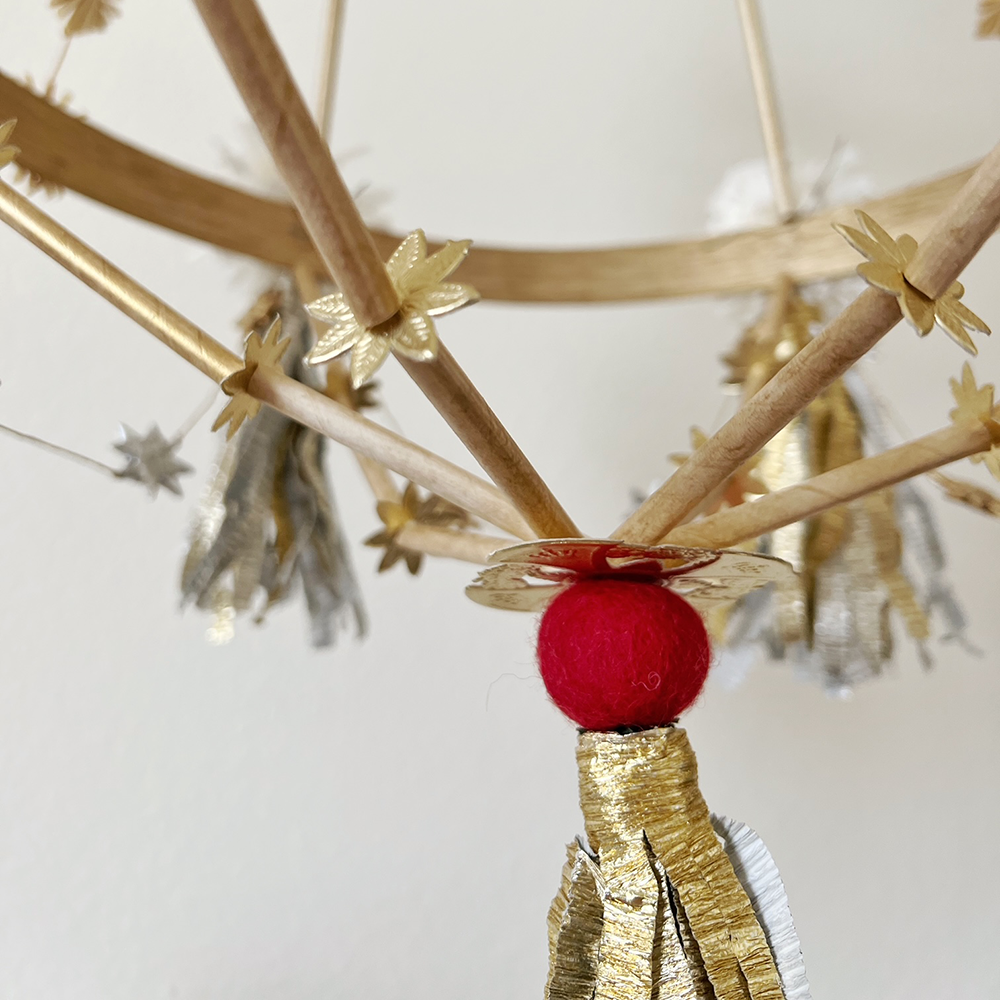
[2,0,1000,996]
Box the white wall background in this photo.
[0,1,998,997]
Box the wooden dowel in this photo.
[616,139,1000,544]
[397,347,580,538]
[666,420,995,550]
[0,179,532,540]
[394,523,509,566]
[735,0,796,222]
[0,180,239,384]
[191,0,398,329]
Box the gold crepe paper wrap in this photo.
[546,727,785,1000]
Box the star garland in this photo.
[51,0,121,36]
[306,230,479,388]
[835,211,990,354]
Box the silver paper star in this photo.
[114,424,193,497]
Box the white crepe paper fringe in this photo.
[711,815,812,1000]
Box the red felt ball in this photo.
[536,579,711,731]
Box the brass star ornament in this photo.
[113,424,193,497]
[365,481,471,575]
[949,362,1000,479]
[212,317,290,439]
[305,230,479,388]
[835,211,990,354]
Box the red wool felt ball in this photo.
[536,579,712,731]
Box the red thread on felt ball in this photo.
[536,579,711,731]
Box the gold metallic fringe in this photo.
[549,728,785,1000]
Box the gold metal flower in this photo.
[211,317,290,439]
[465,539,794,613]
[306,229,479,388]
[835,211,990,354]
[978,0,1000,37]
[0,119,19,169]
[365,482,470,574]
[51,0,121,36]
[949,362,1000,479]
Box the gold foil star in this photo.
[51,0,120,36]
[949,362,1000,479]
[211,317,290,439]
[306,230,479,388]
[978,0,1000,36]
[365,481,470,574]
[0,119,19,169]
[835,211,990,354]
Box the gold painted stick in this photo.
[0,180,240,384]
[617,140,1000,544]
[735,0,796,221]
[0,71,980,304]
[192,0,579,539]
[191,0,398,330]
[666,420,995,550]
[0,180,531,540]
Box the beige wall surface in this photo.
[0,2,998,997]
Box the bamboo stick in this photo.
[735,0,796,222]
[191,0,398,329]
[616,139,1000,544]
[0,179,531,540]
[666,420,996,549]
[0,71,981,304]
[191,0,578,539]
[396,348,580,537]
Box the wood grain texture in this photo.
[0,73,978,303]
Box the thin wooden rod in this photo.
[616,139,1000,544]
[395,523,510,566]
[192,0,577,539]
[666,420,995,550]
[735,0,796,221]
[0,180,532,540]
[191,0,398,329]
[397,348,580,538]
[315,0,346,143]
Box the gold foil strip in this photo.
[546,845,604,1000]
[577,728,784,1000]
